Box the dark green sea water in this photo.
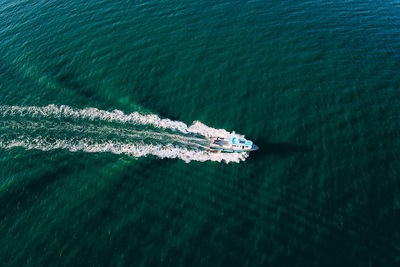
[1,0,399,266]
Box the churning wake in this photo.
[0,105,248,163]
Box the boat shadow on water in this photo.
[251,139,311,160]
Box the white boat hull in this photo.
[209,137,258,153]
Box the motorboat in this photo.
[209,136,259,153]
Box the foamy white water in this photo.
[0,137,248,163]
[0,105,249,163]
[0,105,237,137]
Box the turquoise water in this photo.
[1,0,399,265]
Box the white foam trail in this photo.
[0,137,248,163]
[0,105,189,133]
[0,105,249,163]
[0,105,242,138]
